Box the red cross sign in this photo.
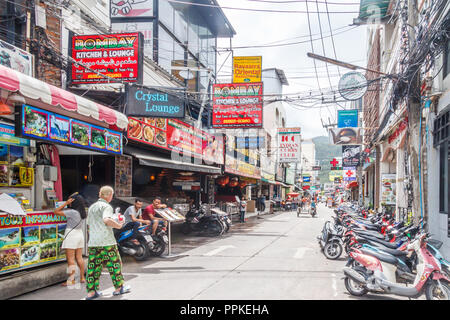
[330,158,339,167]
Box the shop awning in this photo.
[347,181,359,189]
[127,147,222,174]
[0,64,128,130]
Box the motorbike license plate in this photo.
[144,235,153,242]
[162,235,169,243]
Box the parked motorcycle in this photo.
[181,205,224,236]
[343,232,450,300]
[114,225,154,261]
[147,224,168,257]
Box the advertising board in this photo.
[232,56,262,83]
[277,127,301,163]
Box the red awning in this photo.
[347,181,358,189]
[0,64,128,130]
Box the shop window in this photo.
[439,141,448,213]
[434,109,449,147]
[444,38,450,80]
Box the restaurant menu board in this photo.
[212,83,263,128]
[381,174,396,205]
[70,32,143,84]
[154,208,185,223]
[127,117,224,165]
[18,105,122,155]
[0,211,67,274]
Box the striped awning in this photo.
[0,64,128,130]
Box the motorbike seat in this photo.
[369,244,407,257]
[357,234,400,249]
[360,248,399,266]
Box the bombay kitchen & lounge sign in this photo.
[126,85,185,118]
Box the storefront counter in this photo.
[0,210,67,275]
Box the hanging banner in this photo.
[277,127,301,163]
[212,83,263,129]
[69,32,144,84]
[342,145,361,167]
[337,109,359,128]
[126,86,185,118]
[0,39,33,76]
[232,56,262,83]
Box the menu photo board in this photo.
[17,104,123,155]
[212,83,263,129]
[69,32,144,85]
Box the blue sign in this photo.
[126,85,185,118]
[337,109,358,128]
[18,104,122,155]
[236,136,265,149]
[303,176,311,182]
[0,123,30,147]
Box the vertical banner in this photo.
[342,145,361,167]
[232,56,262,83]
[277,127,301,163]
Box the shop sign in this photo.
[381,174,396,205]
[329,171,343,182]
[224,134,261,179]
[126,86,185,118]
[0,211,67,274]
[0,123,30,147]
[303,176,311,182]
[337,109,358,128]
[285,168,295,185]
[127,117,224,165]
[232,56,262,83]
[17,105,123,155]
[329,127,362,145]
[343,167,356,181]
[388,117,408,149]
[110,0,154,19]
[277,127,301,163]
[236,136,265,149]
[342,145,361,167]
[69,32,144,84]
[212,83,263,128]
[338,72,368,101]
[312,166,321,171]
[0,39,33,76]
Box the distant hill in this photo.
[312,136,342,184]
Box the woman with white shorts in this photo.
[54,193,87,286]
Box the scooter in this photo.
[146,223,169,257]
[114,225,154,261]
[343,232,450,300]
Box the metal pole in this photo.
[167,221,171,256]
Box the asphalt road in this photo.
[13,203,410,300]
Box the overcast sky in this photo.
[216,0,367,139]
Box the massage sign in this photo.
[212,83,263,128]
[69,32,144,84]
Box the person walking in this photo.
[85,186,130,300]
[239,196,247,223]
[53,192,87,286]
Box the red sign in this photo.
[212,83,263,128]
[330,158,339,167]
[70,33,143,84]
[127,117,224,165]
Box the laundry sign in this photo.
[126,85,185,118]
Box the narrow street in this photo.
[12,204,409,300]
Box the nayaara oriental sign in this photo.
[277,128,301,163]
[126,85,185,118]
[69,32,144,84]
[212,83,263,129]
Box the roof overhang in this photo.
[171,0,236,38]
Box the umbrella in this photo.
[0,193,26,216]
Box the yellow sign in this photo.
[233,56,262,83]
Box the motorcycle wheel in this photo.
[344,268,368,297]
[323,241,342,260]
[208,220,224,237]
[181,223,191,235]
[134,242,150,261]
[425,280,450,300]
[150,238,166,257]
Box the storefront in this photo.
[0,64,128,275]
[123,116,223,215]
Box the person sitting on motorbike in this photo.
[122,199,150,238]
[142,197,168,236]
[310,198,317,213]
